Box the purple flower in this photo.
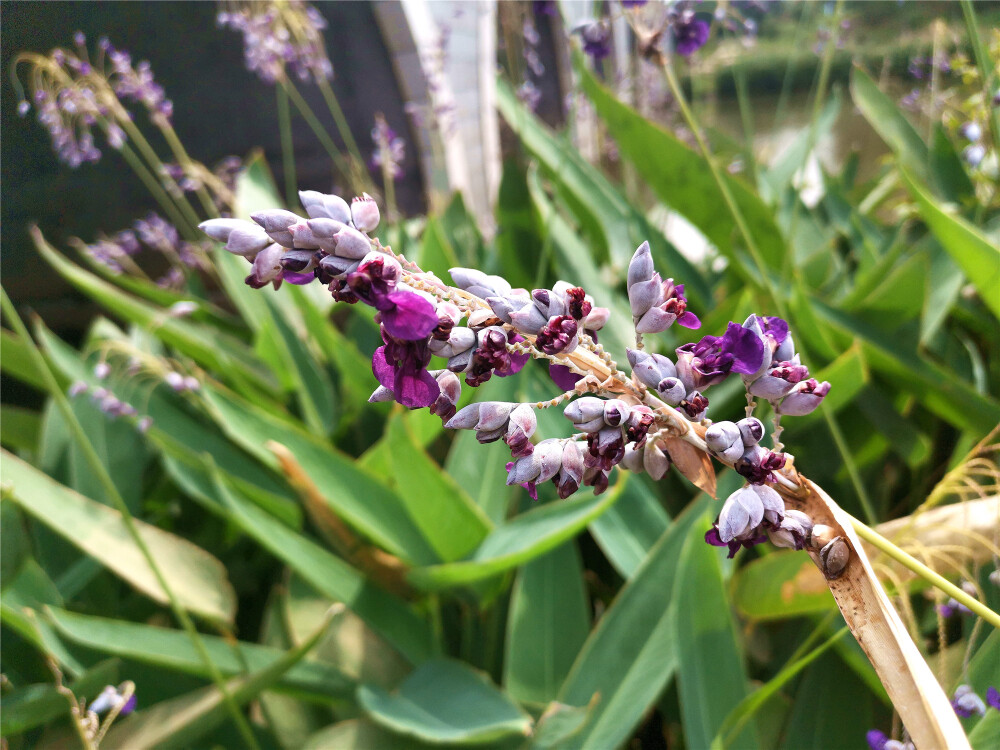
[579,21,612,61]
[380,291,438,341]
[952,684,986,718]
[676,322,765,391]
[536,315,579,355]
[735,447,787,485]
[987,686,1000,710]
[866,729,889,750]
[776,378,831,416]
[673,13,710,57]
[371,115,406,181]
[622,1,648,7]
[372,337,439,409]
[549,363,582,391]
[747,360,810,400]
[533,1,557,17]
[465,328,528,387]
[705,523,767,559]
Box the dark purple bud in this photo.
[673,12,710,56]
[679,392,709,421]
[317,255,359,282]
[280,249,316,273]
[866,730,889,750]
[555,441,585,498]
[735,445,786,484]
[536,315,578,355]
[565,287,592,321]
[625,408,655,446]
[578,20,612,60]
[585,427,626,472]
[582,466,610,495]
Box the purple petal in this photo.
[677,311,701,329]
[722,322,765,375]
[497,334,530,377]
[282,271,314,285]
[121,694,137,715]
[549,363,582,391]
[381,291,437,341]
[987,686,1000,710]
[705,525,726,547]
[761,316,789,344]
[866,729,888,750]
[394,367,440,408]
[372,347,395,390]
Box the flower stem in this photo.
[118,142,197,239]
[0,291,262,750]
[276,84,298,209]
[850,516,1000,630]
[280,77,352,188]
[316,78,365,173]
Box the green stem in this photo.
[823,406,877,524]
[280,78,352,186]
[156,119,221,218]
[0,291,262,750]
[118,142,197,238]
[960,0,1000,158]
[116,117,204,233]
[316,78,365,172]
[657,55,788,321]
[851,516,1000,630]
[276,84,298,209]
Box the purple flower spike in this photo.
[987,686,1000,710]
[579,21,612,61]
[676,322,764,391]
[380,290,438,341]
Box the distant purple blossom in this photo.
[217,1,332,84]
[579,21,612,61]
[673,13,710,57]
[371,115,405,181]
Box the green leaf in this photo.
[496,77,710,305]
[46,607,353,702]
[359,659,533,744]
[32,231,279,399]
[304,719,440,750]
[3,450,236,623]
[588,475,670,579]
[384,413,491,562]
[900,167,1000,319]
[419,216,461,281]
[496,160,545,290]
[557,497,710,750]
[201,384,440,565]
[504,541,590,705]
[101,604,335,750]
[0,405,42,454]
[407,481,627,592]
[529,702,594,749]
[970,712,1000,750]
[675,513,758,750]
[850,67,928,179]
[576,53,786,273]
[209,469,436,665]
[0,329,45,390]
[928,124,975,204]
[732,551,836,621]
[0,659,119,736]
[810,299,1000,434]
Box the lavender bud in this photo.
[68,380,89,397]
[299,190,351,223]
[368,385,395,403]
[505,404,538,457]
[429,371,462,423]
[622,444,645,473]
[535,439,565,483]
[777,379,831,416]
[748,358,810,401]
[164,371,185,391]
[657,377,687,405]
[350,193,380,232]
[774,331,796,362]
[447,350,474,373]
[627,241,655,289]
[564,397,606,433]
[767,509,812,550]
[508,302,549,335]
[584,306,610,331]
[736,417,764,446]
[168,301,198,317]
[627,348,676,390]
[246,243,284,288]
[476,401,516,432]
[555,441,585,498]
[330,226,373,259]
[507,452,542,485]
[94,362,110,379]
[643,440,670,480]
[449,267,512,300]
[280,249,317,273]
[705,421,741,453]
[287,222,323,250]
[603,399,632,427]
[486,296,518,324]
[199,219,271,257]
[137,415,153,433]
[629,274,663,318]
[251,209,302,248]
[447,402,485,430]
[182,376,200,392]
[429,327,477,358]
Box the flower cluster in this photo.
[217,1,333,84]
[68,366,150,433]
[14,33,172,166]
[199,191,833,565]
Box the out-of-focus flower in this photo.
[217,0,332,84]
[671,9,710,57]
[371,114,406,181]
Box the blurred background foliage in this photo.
[2,1,999,749]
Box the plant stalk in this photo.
[851,516,1000,629]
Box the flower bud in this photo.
[368,385,395,403]
[584,307,609,331]
[330,226,372,259]
[429,371,462,423]
[245,243,284,288]
[508,302,549,335]
[627,348,676,390]
[679,392,709,421]
[299,190,351,223]
[449,268,512,299]
[603,399,631,427]
[952,685,986,718]
[705,421,741,453]
[477,401,516,432]
[657,377,687,405]
[535,439,565,483]
[748,358,809,400]
[505,404,537,457]
[564,397,607,433]
[622,444,645,473]
[736,417,764,446]
[287,221,323,249]
[627,241,655,289]
[555,441,585,498]
[766,509,812,550]
[280,249,317,273]
[251,209,302,248]
[429,327,477,358]
[351,193,380,232]
[507,452,541,485]
[643,440,670,480]
[777,379,831,416]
